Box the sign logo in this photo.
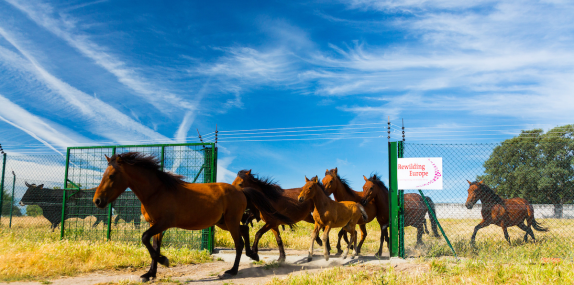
[397,157,443,190]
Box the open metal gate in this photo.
[60,143,217,252]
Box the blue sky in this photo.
[1,0,573,193]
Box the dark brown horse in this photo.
[92,153,291,281]
[404,193,439,245]
[232,170,322,262]
[322,168,389,257]
[465,180,548,244]
[299,176,368,261]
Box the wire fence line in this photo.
[400,141,574,258]
[0,143,217,251]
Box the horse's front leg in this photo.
[322,225,332,261]
[271,226,286,263]
[141,229,166,282]
[501,225,510,244]
[251,223,273,256]
[308,224,320,262]
[470,220,489,246]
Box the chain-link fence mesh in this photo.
[0,144,216,250]
[401,142,574,259]
[0,154,65,241]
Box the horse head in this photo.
[93,154,130,209]
[465,180,483,209]
[232,169,252,188]
[298,176,319,203]
[361,175,376,205]
[321,168,338,196]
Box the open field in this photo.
[2,215,573,284]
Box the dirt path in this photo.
[1,249,421,285]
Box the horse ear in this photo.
[313,176,319,183]
[246,169,252,176]
[116,155,123,165]
[334,167,338,175]
[105,155,111,163]
[478,180,484,184]
[326,169,329,175]
[467,180,471,185]
[364,175,368,182]
[305,176,310,182]
[373,174,377,180]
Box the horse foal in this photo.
[298,176,368,261]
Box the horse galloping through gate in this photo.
[298,176,368,261]
[465,180,548,245]
[92,152,292,281]
[232,170,322,262]
[322,168,389,257]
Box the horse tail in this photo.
[425,196,440,238]
[242,187,294,225]
[526,203,548,232]
[357,203,368,222]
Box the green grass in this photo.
[0,228,213,282]
[269,259,574,285]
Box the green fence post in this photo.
[61,149,70,239]
[0,153,6,224]
[201,145,216,253]
[9,171,15,228]
[388,142,399,257]
[107,147,116,241]
[397,141,405,258]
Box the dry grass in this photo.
[269,258,574,285]
[0,229,212,282]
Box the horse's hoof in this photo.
[324,255,329,261]
[307,255,313,262]
[140,274,154,282]
[342,254,347,259]
[218,273,235,279]
[277,257,286,263]
[158,256,170,267]
[247,252,260,262]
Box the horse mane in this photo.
[315,179,328,195]
[368,173,389,193]
[473,182,504,205]
[238,170,284,201]
[111,152,185,188]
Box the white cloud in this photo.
[217,156,237,183]
[5,0,198,115]
[0,27,172,147]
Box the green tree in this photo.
[479,125,574,218]
[1,190,23,217]
[26,205,43,217]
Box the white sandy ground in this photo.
[0,249,424,285]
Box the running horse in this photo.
[92,153,292,281]
[232,170,322,262]
[404,193,439,245]
[465,180,548,245]
[298,176,368,261]
[322,168,389,257]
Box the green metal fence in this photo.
[390,141,574,259]
[0,143,217,252]
[62,143,217,251]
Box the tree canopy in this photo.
[479,125,574,218]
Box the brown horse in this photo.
[92,152,292,281]
[404,193,439,245]
[465,180,548,245]
[298,176,368,261]
[323,168,389,257]
[232,170,322,262]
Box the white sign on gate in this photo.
[397,157,443,190]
